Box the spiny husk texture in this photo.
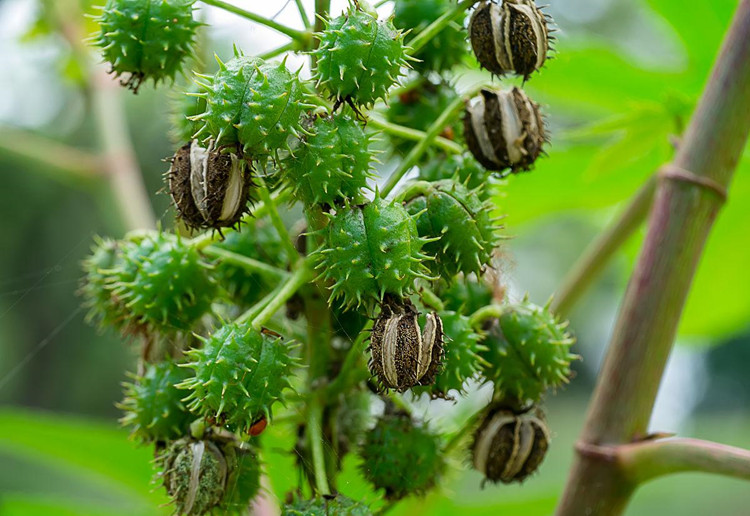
[193,54,313,157]
[405,179,500,277]
[180,322,297,433]
[285,114,373,206]
[119,360,193,442]
[314,6,409,107]
[480,298,577,403]
[359,412,444,500]
[92,0,200,91]
[315,196,433,309]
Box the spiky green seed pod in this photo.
[110,232,216,334]
[441,277,495,315]
[221,444,262,512]
[314,5,410,107]
[359,412,444,500]
[418,154,491,198]
[417,311,486,396]
[91,0,200,92]
[480,298,577,403]
[193,53,312,157]
[119,361,193,442]
[179,322,297,433]
[385,79,463,157]
[285,114,373,206]
[212,220,289,307]
[393,0,467,73]
[315,195,433,309]
[404,179,500,277]
[282,495,373,516]
[160,438,227,516]
[80,237,128,332]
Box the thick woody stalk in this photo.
[557,2,750,514]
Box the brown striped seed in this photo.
[472,404,550,484]
[369,297,444,392]
[463,87,546,173]
[168,140,252,232]
[469,0,550,79]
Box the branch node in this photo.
[659,164,729,203]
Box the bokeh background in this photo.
[1,0,750,514]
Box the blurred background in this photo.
[1,0,749,514]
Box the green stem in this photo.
[308,397,331,495]
[250,263,313,328]
[188,188,293,250]
[259,41,295,60]
[468,304,504,328]
[256,176,300,265]
[294,0,312,29]
[381,86,482,197]
[557,2,750,514]
[199,0,308,41]
[202,246,289,282]
[419,285,445,312]
[325,320,373,397]
[367,116,463,155]
[551,175,656,317]
[0,127,102,184]
[407,0,476,55]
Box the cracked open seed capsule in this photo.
[469,0,551,79]
[472,403,550,484]
[167,140,253,231]
[463,87,546,173]
[368,296,444,392]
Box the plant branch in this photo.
[92,69,156,231]
[617,438,750,485]
[381,86,482,197]
[551,175,656,317]
[325,320,373,397]
[557,2,750,514]
[255,176,300,265]
[259,42,295,60]
[250,262,313,328]
[0,127,102,183]
[294,0,312,29]
[201,247,289,281]
[188,188,293,250]
[199,0,308,42]
[407,0,475,55]
[308,397,331,495]
[367,116,463,155]
[468,304,505,328]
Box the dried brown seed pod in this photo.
[167,140,253,231]
[469,0,551,79]
[463,87,546,173]
[369,296,444,392]
[472,403,550,484]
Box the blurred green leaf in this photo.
[0,408,166,515]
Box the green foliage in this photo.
[91,0,200,91]
[385,79,463,158]
[359,412,444,500]
[212,220,288,306]
[180,322,297,433]
[393,0,467,73]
